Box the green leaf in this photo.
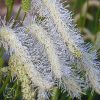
[0,57,4,67]
[0,73,11,94]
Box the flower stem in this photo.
[6,1,14,22]
[12,7,21,28]
[51,87,59,100]
[20,12,27,26]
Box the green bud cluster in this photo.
[22,0,31,13]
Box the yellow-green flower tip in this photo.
[22,0,31,13]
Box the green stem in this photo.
[72,0,78,11]
[20,12,27,26]
[77,0,83,28]
[68,96,72,100]
[12,7,21,28]
[6,1,14,22]
[82,0,89,30]
[4,80,17,100]
[94,7,100,33]
[51,87,59,100]
[88,93,93,100]
[14,82,20,100]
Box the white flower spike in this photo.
[0,26,53,90]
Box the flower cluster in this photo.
[0,0,100,100]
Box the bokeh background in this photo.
[0,0,100,100]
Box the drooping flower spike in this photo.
[41,0,100,94]
[30,0,100,95]
[28,23,82,97]
[0,24,54,99]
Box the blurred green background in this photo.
[70,0,100,44]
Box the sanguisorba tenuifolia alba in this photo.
[41,0,100,94]
[0,0,100,99]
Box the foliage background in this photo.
[0,0,100,100]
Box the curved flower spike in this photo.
[0,26,53,90]
[29,23,62,79]
[42,0,100,94]
[42,0,83,58]
[28,23,82,97]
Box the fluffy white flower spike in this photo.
[29,23,62,79]
[30,0,100,96]
[0,26,53,90]
[42,0,83,57]
[42,0,100,94]
[28,23,82,97]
